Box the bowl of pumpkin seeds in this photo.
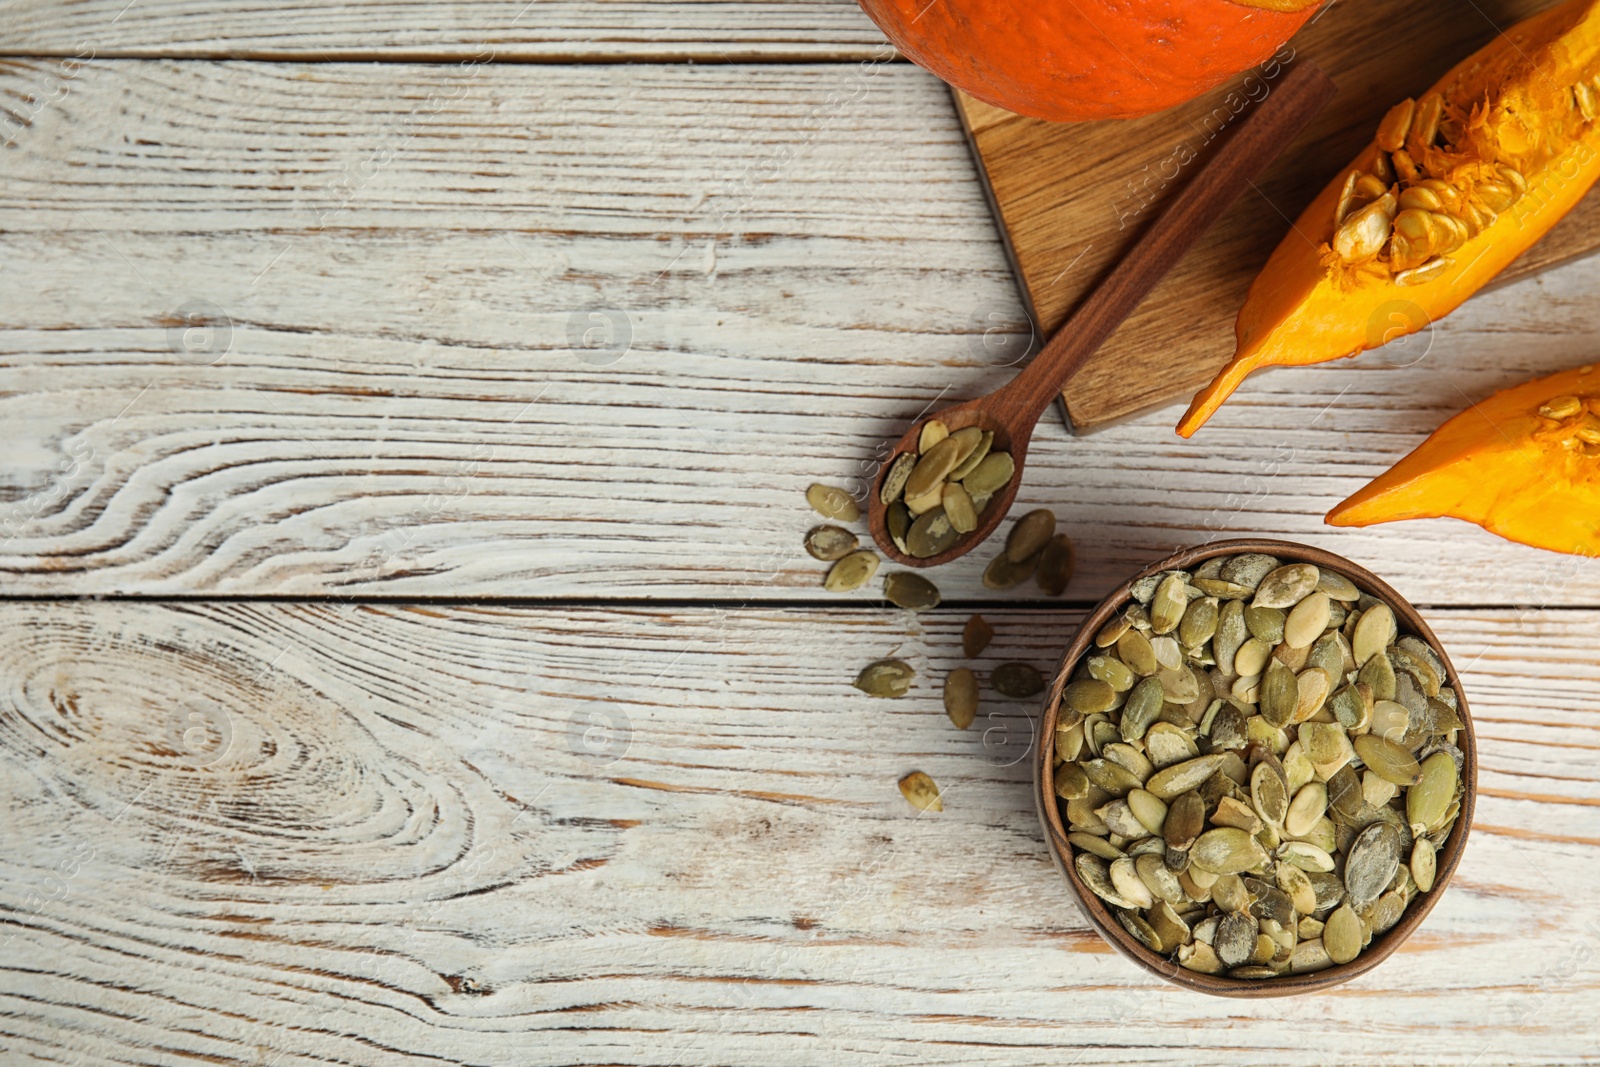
[1035,539,1474,996]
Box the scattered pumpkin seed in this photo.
[806,483,859,521]
[963,614,994,658]
[982,551,1036,589]
[804,525,859,561]
[1006,509,1056,563]
[854,659,913,698]
[898,770,942,812]
[824,550,879,592]
[992,662,1045,699]
[1036,534,1076,596]
[883,571,941,611]
[944,667,978,729]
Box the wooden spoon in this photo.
[867,60,1338,568]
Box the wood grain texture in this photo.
[7,60,1600,602]
[0,0,890,60]
[951,0,1600,432]
[1,602,1596,1065]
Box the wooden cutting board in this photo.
[953,0,1600,433]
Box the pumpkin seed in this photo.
[1116,629,1159,676]
[883,571,940,611]
[1252,564,1320,609]
[1215,600,1247,677]
[1323,904,1362,964]
[1352,603,1397,665]
[992,662,1044,699]
[1146,754,1228,800]
[898,770,942,812]
[1406,751,1458,833]
[1035,534,1075,596]
[804,524,859,561]
[1234,637,1272,678]
[854,659,913,698]
[944,668,977,729]
[1087,655,1136,693]
[824,550,879,592]
[1411,837,1438,893]
[942,483,978,534]
[982,550,1036,589]
[1244,605,1286,644]
[1006,509,1056,563]
[1063,679,1116,716]
[1128,790,1169,838]
[885,502,910,552]
[1294,667,1331,724]
[1316,570,1361,602]
[918,419,949,453]
[1215,911,1258,967]
[1344,823,1403,910]
[1360,653,1398,701]
[1163,790,1205,851]
[947,429,994,481]
[963,614,994,658]
[903,435,966,501]
[905,506,957,559]
[1068,829,1121,860]
[961,452,1015,496]
[1353,734,1422,786]
[1179,596,1220,648]
[1191,827,1268,875]
[1284,591,1331,649]
[806,483,859,521]
[1260,660,1298,728]
[1220,553,1279,590]
[1119,677,1165,743]
[1094,614,1130,649]
[879,452,916,505]
[1278,863,1318,916]
[1150,573,1190,635]
[1285,782,1329,837]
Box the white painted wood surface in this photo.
[5,59,1600,602]
[2,603,1597,1066]
[3,0,889,59]
[4,8,1600,1061]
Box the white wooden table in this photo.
[2,3,1599,1063]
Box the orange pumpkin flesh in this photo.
[1177,0,1600,438]
[1327,364,1600,555]
[855,0,1320,123]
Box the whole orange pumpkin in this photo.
[857,0,1322,122]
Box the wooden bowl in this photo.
[1032,538,1476,997]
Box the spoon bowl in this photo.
[864,61,1337,569]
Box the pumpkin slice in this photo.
[1176,0,1600,438]
[1326,364,1600,555]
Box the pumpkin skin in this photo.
[855,0,1321,123]
[1177,0,1600,438]
[1326,365,1600,555]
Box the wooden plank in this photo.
[2,602,1596,1065]
[6,60,1600,603]
[950,0,1600,432]
[0,0,889,61]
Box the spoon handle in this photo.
[998,60,1339,428]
